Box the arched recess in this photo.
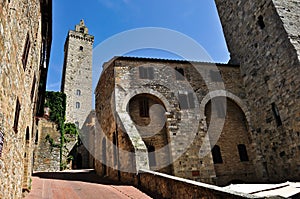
[204,97,256,186]
[128,93,173,174]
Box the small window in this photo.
[212,145,223,164]
[139,98,149,117]
[76,102,80,109]
[238,144,249,162]
[178,92,195,110]
[35,130,39,144]
[271,103,282,127]
[13,98,21,133]
[175,68,184,80]
[26,127,30,142]
[22,33,31,71]
[31,75,36,101]
[0,130,4,158]
[147,145,156,167]
[76,90,81,96]
[139,67,154,80]
[79,46,83,51]
[80,27,85,33]
[257,15,265,29]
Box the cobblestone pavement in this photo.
[24,170,152,199]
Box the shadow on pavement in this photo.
[33,170,124,186]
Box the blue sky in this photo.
[46,0,230,91]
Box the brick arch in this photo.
[121,88,173,113]
[200,90,250,125]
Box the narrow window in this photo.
[26,127,30,142]
[257,15,265,29]
[80,27,84,33]
[139,67,154,80]
[175,68,184,80]
[35,130,39,144]
[212,145,223,164]
[271,103,282,127]
[0,130,4,158]
[210,70,222,82]
[147,145,156,167]
[238,144,249,162]
[113,132,117,166]
[22,33,31,71]
[139,98,149,117]
[79,46,83,51]
[31,75,36,101]
[13,98,21,133]
[76,102,80,109]
[76,89,81,96]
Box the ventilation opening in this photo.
[257,15,265,29]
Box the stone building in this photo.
[95,56,257,185]
[0,0,52,198]
[214,0,300,182]
[61,20,94,129]
[94,0,300,187]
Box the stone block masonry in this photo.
[214,0,300,182]
[0,0,52,198]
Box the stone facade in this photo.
[61,20,94,129]
[0,0,52,198]
[33,119,60,172]
[214,0,300,182]
[95,57,257,186]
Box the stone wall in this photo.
[33,119,60,172]
[61,20,94,129]
[95,56,255,185]
[214,0,300,182]
[0,0,52,198]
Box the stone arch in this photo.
[200,90,250,125]
[121,88,173,114]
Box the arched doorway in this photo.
[128,93,172,174]
[205,97,256,186]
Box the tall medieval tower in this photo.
[61,20,94,128]
[214,0,300,182]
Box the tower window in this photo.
[139,67,154,80]
[79,46,83,51]
[26,127,30,142]
[212,145,223,164]
[31,75,36,101]
[80,27,84,33]
[238,144,249,162]
[257,15,265,29]
[76,90,81,96]
[271,103,282,127]
[13,98,21,133]
[22,33,31,71]
[139,98,149,117]
[175,68,184,80]
[76,102,80,109]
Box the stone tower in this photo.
[214,0,300,182]
[61,20,94,128]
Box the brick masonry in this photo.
[0,0,52,198]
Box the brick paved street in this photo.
[24,170,152,199]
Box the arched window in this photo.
[212,145,223,164]
[76,102,80,109]
[76,89,81,96]
[79,46,83,51]
[238,144,249,162]
[147,145,156,167]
